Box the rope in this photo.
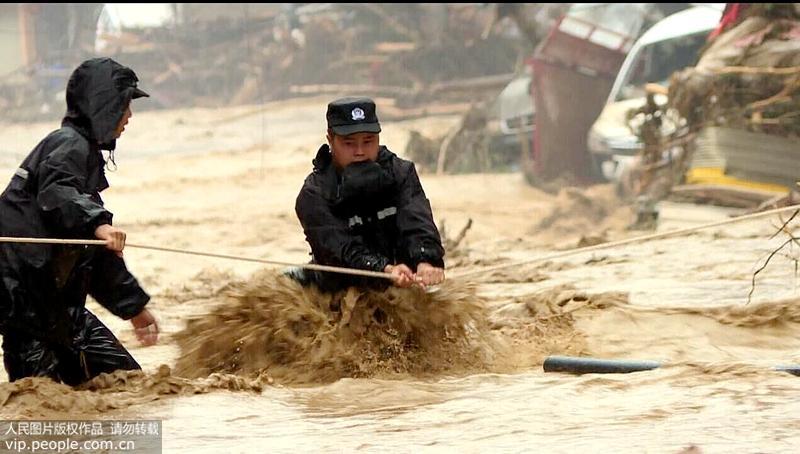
[2,203,799,283]
[125,243,393,280]
[451,204,800,280]
[0,237,393,280]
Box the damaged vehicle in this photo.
[587,5,724,182]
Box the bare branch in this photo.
[748,237,794,304]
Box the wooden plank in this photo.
[288,84,415,97]
[378,102,472,121]
[373,42,416,53]
[670,183,786,208]
[428,73,515,94]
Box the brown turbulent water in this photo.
[1,102,799,452]
[4,217,800,453]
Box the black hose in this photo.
[543,355,661,374]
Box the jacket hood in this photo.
[312,144,333,172]
[62,58,148,150]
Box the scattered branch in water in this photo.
[439,217,473,254]
[748,209,800,303]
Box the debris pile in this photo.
[669,5,800,137]
[405,103,515,174]
[626,4,800,204]
[0,4,528,123]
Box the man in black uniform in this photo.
[0,58,158,386]
[294,97,445,292]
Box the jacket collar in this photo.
[312,144,395,172]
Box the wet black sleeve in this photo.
[89,250,150,320]
[396,163,445,269]
[296,182,390,272]
[35,138,112,237]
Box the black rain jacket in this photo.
[0,58,149,347]
[295,145,445,291]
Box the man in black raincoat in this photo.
[0,58,158,386]
[294,97,445,292]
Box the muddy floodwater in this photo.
[1,99,798,453]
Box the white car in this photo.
[587,4,724,182]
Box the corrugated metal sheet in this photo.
[689,127,800,188]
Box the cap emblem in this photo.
[351,107,365,121]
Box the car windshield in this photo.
[615,31,709,101]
